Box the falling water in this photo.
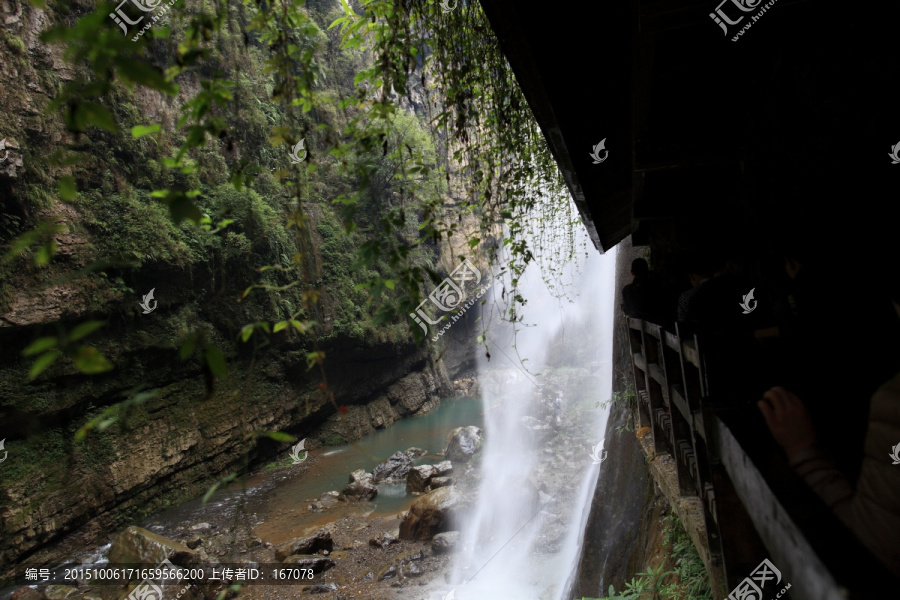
[446,225,617,600]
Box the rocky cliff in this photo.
[0,0,473,577]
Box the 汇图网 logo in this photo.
[289,439,308,465]
[110,0,178,41]
[139,288,158,314]
[589,139,608,164]
[739,288,757,314]
[288,139,307,164]
[589,439,608,465]
[889,141,900,164]
[890,443,900,465]
[410,259,485,338]
[726,558,791,600]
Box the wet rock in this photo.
[434,460,453,476]
[430,476,452,489]
[359,571,375,582]
[308,582,339,593]
[10,587,42,600]
[444,426,483,463]
[184,537,203,550]
[377,564,398,581]
[404,562,424,577]
[369,532,400,549]
[282,555,336,573]
[406,465,437,493]
[371,451,414,483]
[399,486,473,541]
[41,586,77,600]
[338,480,378,502]
[190,523,211,531]
[349,469,372,484]
[405,447,427,458]
[431,531,461,555]
[107,526,197,566]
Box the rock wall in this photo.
[572,236,663,597]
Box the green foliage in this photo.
[22,321,113,379]
[581,514,712,600]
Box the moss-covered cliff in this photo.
[0,0,467,574]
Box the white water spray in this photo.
[445,228,617,600]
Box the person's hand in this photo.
[757,386,817,460]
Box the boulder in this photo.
[430,476,453,489]
[371,451,414,483]
[41,586,77,600]
[282,555,335,573]
[107,526,197,566]
[406,465,437,493]
[399,486,473,541]
[9,586,44,600]
[309,582,340,594]
[10,588,42,600]
[444,426,483,463]
[434,460,453,476]
[349,469,372,484]
[338,480,378,502]
[431,531,461,555]
[275,530,333,561]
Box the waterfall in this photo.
[445,226,617,600]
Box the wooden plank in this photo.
[649,363,667,387]
[633,352,647,371]
[670,385,692,422]
[713,417,849,600]
[693,412,706,440]
[683,339,701,369]
[665,331,680,352]
[644,321,662,340]
[628,317,643,331]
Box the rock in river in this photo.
[406,465,437,493]
[338,479,378,501]
[371,451,414,483]
[444,426,483,463]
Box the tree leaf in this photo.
[266,431,294,442]
[273,321,288,333]
[68,320,106,342]
[23,337,58,357]
[29,350,60,379]
[131,124,162,139]
[73,346,113,374]
[204,344,227,378]
[59,176,77,201]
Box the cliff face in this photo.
[0,0,463,573]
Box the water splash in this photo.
[448,229,616,600]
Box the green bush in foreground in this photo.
[580,513,712,600]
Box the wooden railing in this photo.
[624,317,896,600]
